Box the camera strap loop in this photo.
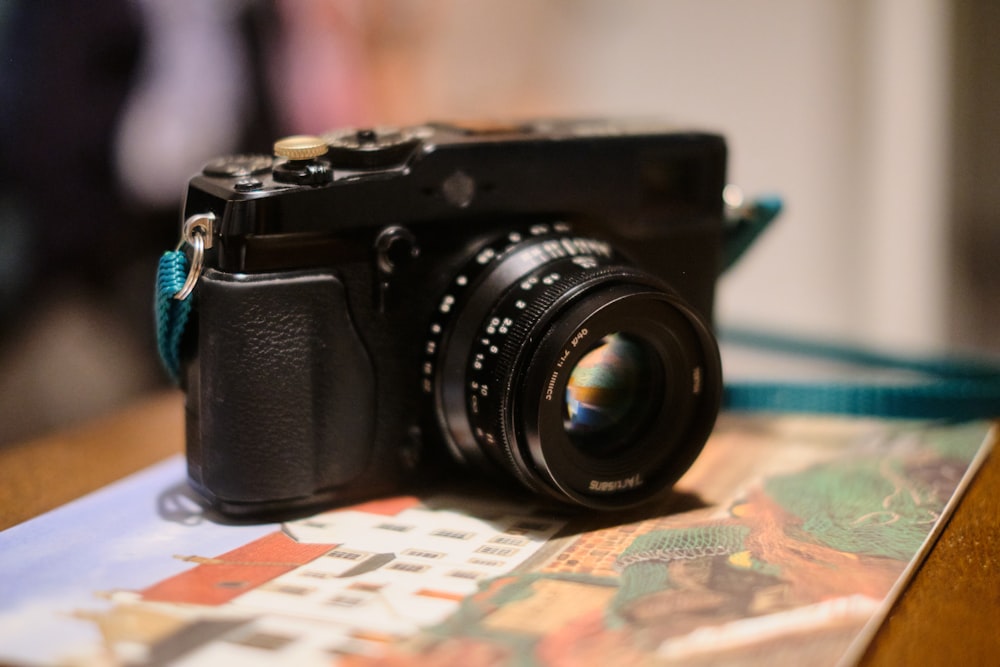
[151,196,1000,420]
[172,229,205,301]
[156,250,192,383]
[155,213,214,383]
[722,189,782,274]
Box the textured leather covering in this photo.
[191,269,375,504]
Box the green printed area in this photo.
[765,458,943,561]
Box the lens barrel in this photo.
[429,227,721,509]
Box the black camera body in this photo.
[178,119,727,518]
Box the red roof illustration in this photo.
[142,531,334,606]
[346,496,421,516]
[140,496,422,606]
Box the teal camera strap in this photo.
[720,196,1000,420]
[155,195,1000,420]
[155,249,193,384]
[721,326,1000,419]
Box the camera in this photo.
[177,119,726,518]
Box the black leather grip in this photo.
[187,268,375,507]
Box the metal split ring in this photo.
[173,213,215,301]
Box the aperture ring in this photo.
[432,228,618,469]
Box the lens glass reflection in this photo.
[564,333,655,448]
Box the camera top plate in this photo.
[182,118,726,274]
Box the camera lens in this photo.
[429,227,721,509]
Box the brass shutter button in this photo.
[273,135,333,185]
[273,135,329,160]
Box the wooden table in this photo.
[1,392,997,665]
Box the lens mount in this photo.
[430,228,721,509]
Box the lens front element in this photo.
[564,333,658,451]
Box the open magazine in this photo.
[0,415,993,666]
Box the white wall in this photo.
[376,0,954,351]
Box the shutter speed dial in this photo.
[322,127,427,169]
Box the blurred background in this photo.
[0,0,996,445]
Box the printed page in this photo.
[0,416,993,666]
